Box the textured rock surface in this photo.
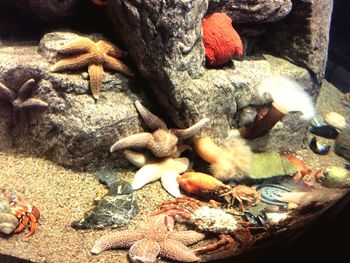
[107,0,313,152]
[335,128,350,162]
[261,0,334,87]
[0,32,145,171]
[71,194,139,230]
[0,0,79,21]
[208,0,292,23]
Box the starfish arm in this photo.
[160,169,181,197]
[91,230,143,254]
[134,100,167,130]
[123,150,157,168]
[103,55,135,77]
[57,37,96,54]
[50,53,96,72]
[17,78,35,100]
[110,132,153,152]
[0,82,16,102]
[172,157,190,173]
[172,118,210,140]
[129,238,160,263]
[19,98,48,110]
[131,163,163,190]
[159,239,200,262]
[88,64,104,99]
[98,40,127,58]
[168,231,206,246]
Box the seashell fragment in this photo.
[325,112,347,131]
[0,212,19,235]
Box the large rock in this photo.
[0,0,79,21]
[261,0,334,87]
[208,0,292,23]
[106,0,314,151]
[0,32,145,171]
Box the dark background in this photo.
[1,0,350,262]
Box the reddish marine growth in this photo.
[202,13,243,66]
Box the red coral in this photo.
[202,13,243,66]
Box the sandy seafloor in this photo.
[0,81,349,263]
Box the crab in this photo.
[221,185,261,211]
[9,194,40,237]
[177,172,261,211]
[153,197,266,258]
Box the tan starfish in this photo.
[51,36,134,99]
[110,100,209,157]
[91,214,205,262]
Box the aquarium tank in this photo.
[0,0,349,262]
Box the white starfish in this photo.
[124,150,189,197]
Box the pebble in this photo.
[325,112,347,131]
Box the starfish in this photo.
[0,79,48,125]
[110,100,209,158]
[124,150,190,197]
[91,214,205,262]
[50,36,134,99]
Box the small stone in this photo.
[94,166,118,188]
[249,152,297,180]
[107,180,133,196]
[335,127,350,161]
[324,112,347,131]
[322,166,350,188]
[71,194,139,230]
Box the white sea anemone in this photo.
[258,74,315,120]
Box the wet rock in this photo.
[261,0,334,86]
[94,165,118,188]
[208,0,292,24]
[0,0,79,21]
[335,127,350,162]
[0,31,145,171]
[71,194,139,230]
[249,152,297,180]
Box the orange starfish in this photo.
[51,36,134,99]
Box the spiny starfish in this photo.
[0,79,48,125]
[124,150,190,197]
[51,36,134,99]
[91,214,205,262]
[110,100,209,158]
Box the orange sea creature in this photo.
[284,154,312,182]
[194,136,252,181]
[9,194,40,237]
[177,172,229,196]
[202,13,243,66]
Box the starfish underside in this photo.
[124,150,189,197]
[91,215,205,262]
[0,79,48,125]
[51,36,134,99]
[110,100,209,158]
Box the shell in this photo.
[325,112,347,131]
[0,212,19,235]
